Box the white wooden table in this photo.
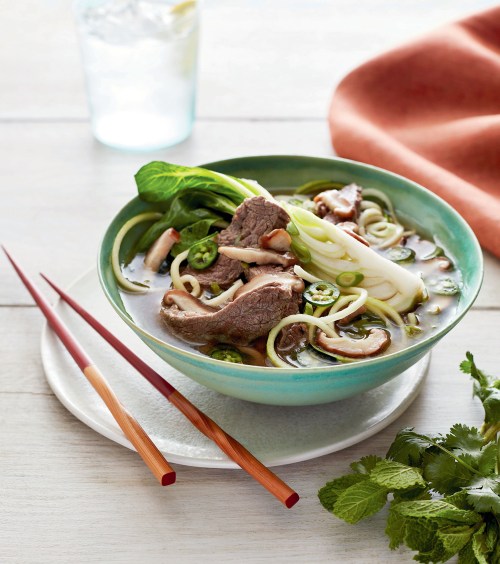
[2,1,499,562]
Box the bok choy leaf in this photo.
[135,161,272,205]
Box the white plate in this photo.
[41,268,429,469]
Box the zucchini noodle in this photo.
[179,274,202,297]
[170,250,190,292]
[266,289,368,367]
[293,265,322,283]
[111,212,162,293]
[201,279,244,307]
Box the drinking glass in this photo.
[74,0,199,151]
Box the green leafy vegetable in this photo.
[135,161,267,204]
[318,353,500,563]
[134,161,272,253]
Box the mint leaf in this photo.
[393,486,431,503]
[370,460,426,490]
[458,540,477,564]
[387,428,434,466]
[472,524,489,564]
[403,517,440,559]
[333,480,388,524]
[445,490,474,510]
[436,525,476,555]
[318,473,368,512]
[466,476,500,514]
[393,500,482,525]
[385,504,406,549]
[423,452,474,494]
[350,455,382,475]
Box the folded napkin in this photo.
[329,6,500,257]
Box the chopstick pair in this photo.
[4,247,299,508]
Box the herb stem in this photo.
[483,422,500,445]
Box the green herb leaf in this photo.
[332,480,389,524]
[386,428,435,466]
[349,455,383,475]
[392,500,482,525]
[385,504,406,549]
[318,473,369,512]
[466,476,500,514]
[423,452,475,495]
[370,460,427,491]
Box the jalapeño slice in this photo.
[386,246,416,264]
[303,281,340,307]
[187,239,218,270]
[209,346,243,364]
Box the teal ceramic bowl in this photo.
[98,155,483,406]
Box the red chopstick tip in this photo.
[161,471,177,486]
[285,492,300,509]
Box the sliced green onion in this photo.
[209,346,243,363]
[286,221,299,236]
[290,239,312,264]
[336,271,365,288]
[386,246,416,264]
[303,281,340,307]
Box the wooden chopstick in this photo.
[3,247,176,487]
[40,273,300,508]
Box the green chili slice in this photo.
[386,246,416,264]
[303,281,340,307]
[209,345,243,364]
[187,239,218,270]
[336,271,364,288]
[431,277,460,296]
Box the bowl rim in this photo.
[98,154,483,378]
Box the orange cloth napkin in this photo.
[329,6,500,258]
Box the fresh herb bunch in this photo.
[318,353,500,563]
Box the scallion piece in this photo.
[336,271,364,288]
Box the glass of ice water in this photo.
[74,0,198,151]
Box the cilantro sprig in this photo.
[318,353,500,563]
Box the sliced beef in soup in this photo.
[161,272,304,345]
[182,196,290,288]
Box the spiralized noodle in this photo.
[266,289,368,367]
[111,212,162,293]
[357,187,407,249]
[201,279,244,307]
[170,250,190,292]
